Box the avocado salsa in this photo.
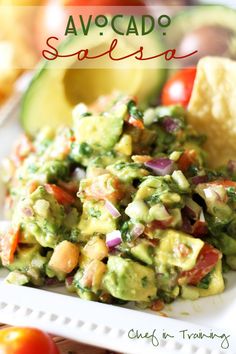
[1,94,236,309]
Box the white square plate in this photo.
[0,96,235,354]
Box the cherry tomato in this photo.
[0,327,59,354]
[179,243,221,286]
[45,184,76,205]
[0,227,20,266]
[161,68,197,108]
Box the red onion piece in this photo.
[22,207,34,217]
[228,160,236,173]
[148,218,173,231]
[45,277,61,286]
[191,175,208,185]
[105,200,121,219]
[106,230,122,250]
[183,198,201,220]
[181,214,192,234]
[162,117,180,133]
[131,223,145,239]
[66,276,74,286]
[144,158,175,176]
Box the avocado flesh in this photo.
[63,68,142,106]
[181,260,224,299]
[21,23,167,135]
[103,256,157,302]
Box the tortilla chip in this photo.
[187,56,236,167]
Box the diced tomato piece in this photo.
[58,180,79,194]
[27,181,39,194]
[0,227,20,266]
[179,243,221,286]
[178,150,197,172]
[145,218,173,237]
[192,220,208,237]
[131,155,152,164]
[12,135,34,166]
[83,176,123,202]
[151,299,165,312]
[69,135,76,142]
[208,180,236,188]
[45,184,76,205]
[128,116,144,130]
[176,243,191,258]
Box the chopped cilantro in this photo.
[197,271,212,289]
[141,276,148,288]
[89,208,101,218]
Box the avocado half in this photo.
[166,5,236,66]
[21,20,167,135]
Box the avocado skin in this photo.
[167,5,236,60]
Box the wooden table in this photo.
[0,324,122,354]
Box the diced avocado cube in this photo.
[155,105,186,120]
[197,261,224,297]
[107,162,149,183]
[78,200,116,240]
[114,134,132,156]
[7,244,43,272]
[181,260,225,299]
[103,256,157,302]
[13,186,65,248]
[5,271,29,286]
[45,265,66,282]
[131,241,154,265]
[135,176,169,201]
[74,113,123,151]
[181,285,200,300]
[76,288,98,301]
[155,229,204,271]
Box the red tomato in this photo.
[0,227,20,267]
[179,243,221,286]
[208,180,236,188]
[178,149,197,172]
[192,220,208,238]
[144,218,173,238]
[128,116,144,130]
[0,327,59,354]
[36,0,146,52]
[12,135,34,166]
[84,176,122,201]
[45,184,76,205]
[161,68,197,108]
